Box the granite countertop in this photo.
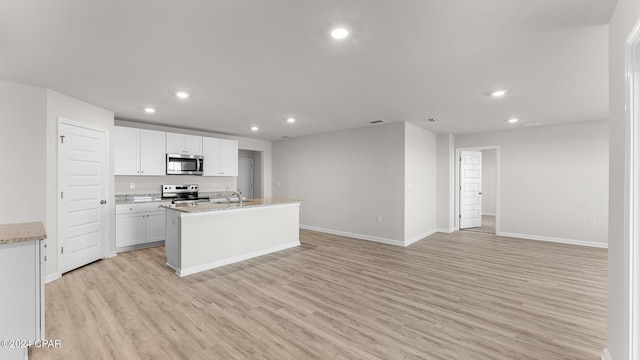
[115,191,243,205]
[115,193,166,204]
[0,221,47,244]
[162,198,304,213]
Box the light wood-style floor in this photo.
[31,229,607,360]
[462,215,496,234]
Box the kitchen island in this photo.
[163,198,302,277]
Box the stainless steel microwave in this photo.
[166,153,204,175]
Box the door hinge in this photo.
[60,191,64,199]
[60,135,65,144]
[61,247,64,254]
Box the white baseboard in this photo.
[601,348,612,360]
[436,227,456,234]
[482,212,496,216]
[45,272,61,284]
[405,229,437,246]
[104,250,117,259]
[299,224,435,247]
[300,224,404,246]
[176,241,300,277]
[498,231,608,248]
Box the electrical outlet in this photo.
[130,182,136,190]
[590,219,597,227]
[377,216,382,223]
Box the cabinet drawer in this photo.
[116,204,147,214]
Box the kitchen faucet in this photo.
[232,189,243,205]
[224,187,243,205]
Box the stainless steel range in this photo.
[162,184,210,204]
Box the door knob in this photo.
[100,200,107,204]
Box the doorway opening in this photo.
[455,146,500,235]
[238,149,263,198]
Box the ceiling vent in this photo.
[427,118,440,123]
[370,119,385,124]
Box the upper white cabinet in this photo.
[166,132,202,155]
[202,137,239,176]
[115,127,166,176]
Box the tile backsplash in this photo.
[115,175,236,195]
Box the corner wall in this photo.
[436,134,455,232]
[272,122,437,245]
[404,123,437,244]
[608,1,640,358]
[0,80,47,224]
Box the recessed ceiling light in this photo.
[507,118,519,124]
[286,117,296,123]
[491,90,508,97]
[175,91,190,99]
[144,108,156,113]
[330,27,350,39]
[251,126,259,131]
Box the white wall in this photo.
[46,90,115,278]
[436,133,455,232]
[272,122,436,245]
[456,120,608,246]
[114,120,272,197]
[608,1,640,358]
[273,122,406,244]
[404,122,437,244]
[0,80,47,223]
[482,149,496,215]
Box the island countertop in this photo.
[0,222,47,244]
[162,198,304,214]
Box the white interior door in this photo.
[238,158,254,199]
[460,150,482,229]
[58,121,107,274]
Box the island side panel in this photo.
[179,203,300,276]
[165,209,181,272]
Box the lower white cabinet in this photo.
[116,203,167,251]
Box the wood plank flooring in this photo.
[30,229,607,360]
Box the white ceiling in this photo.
[0,0,615,141]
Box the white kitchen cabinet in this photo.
[115,212,146,247]
[166,132,202,155]
[116,203,167,252]
[115,127,166,176]
[202,137,239,176]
